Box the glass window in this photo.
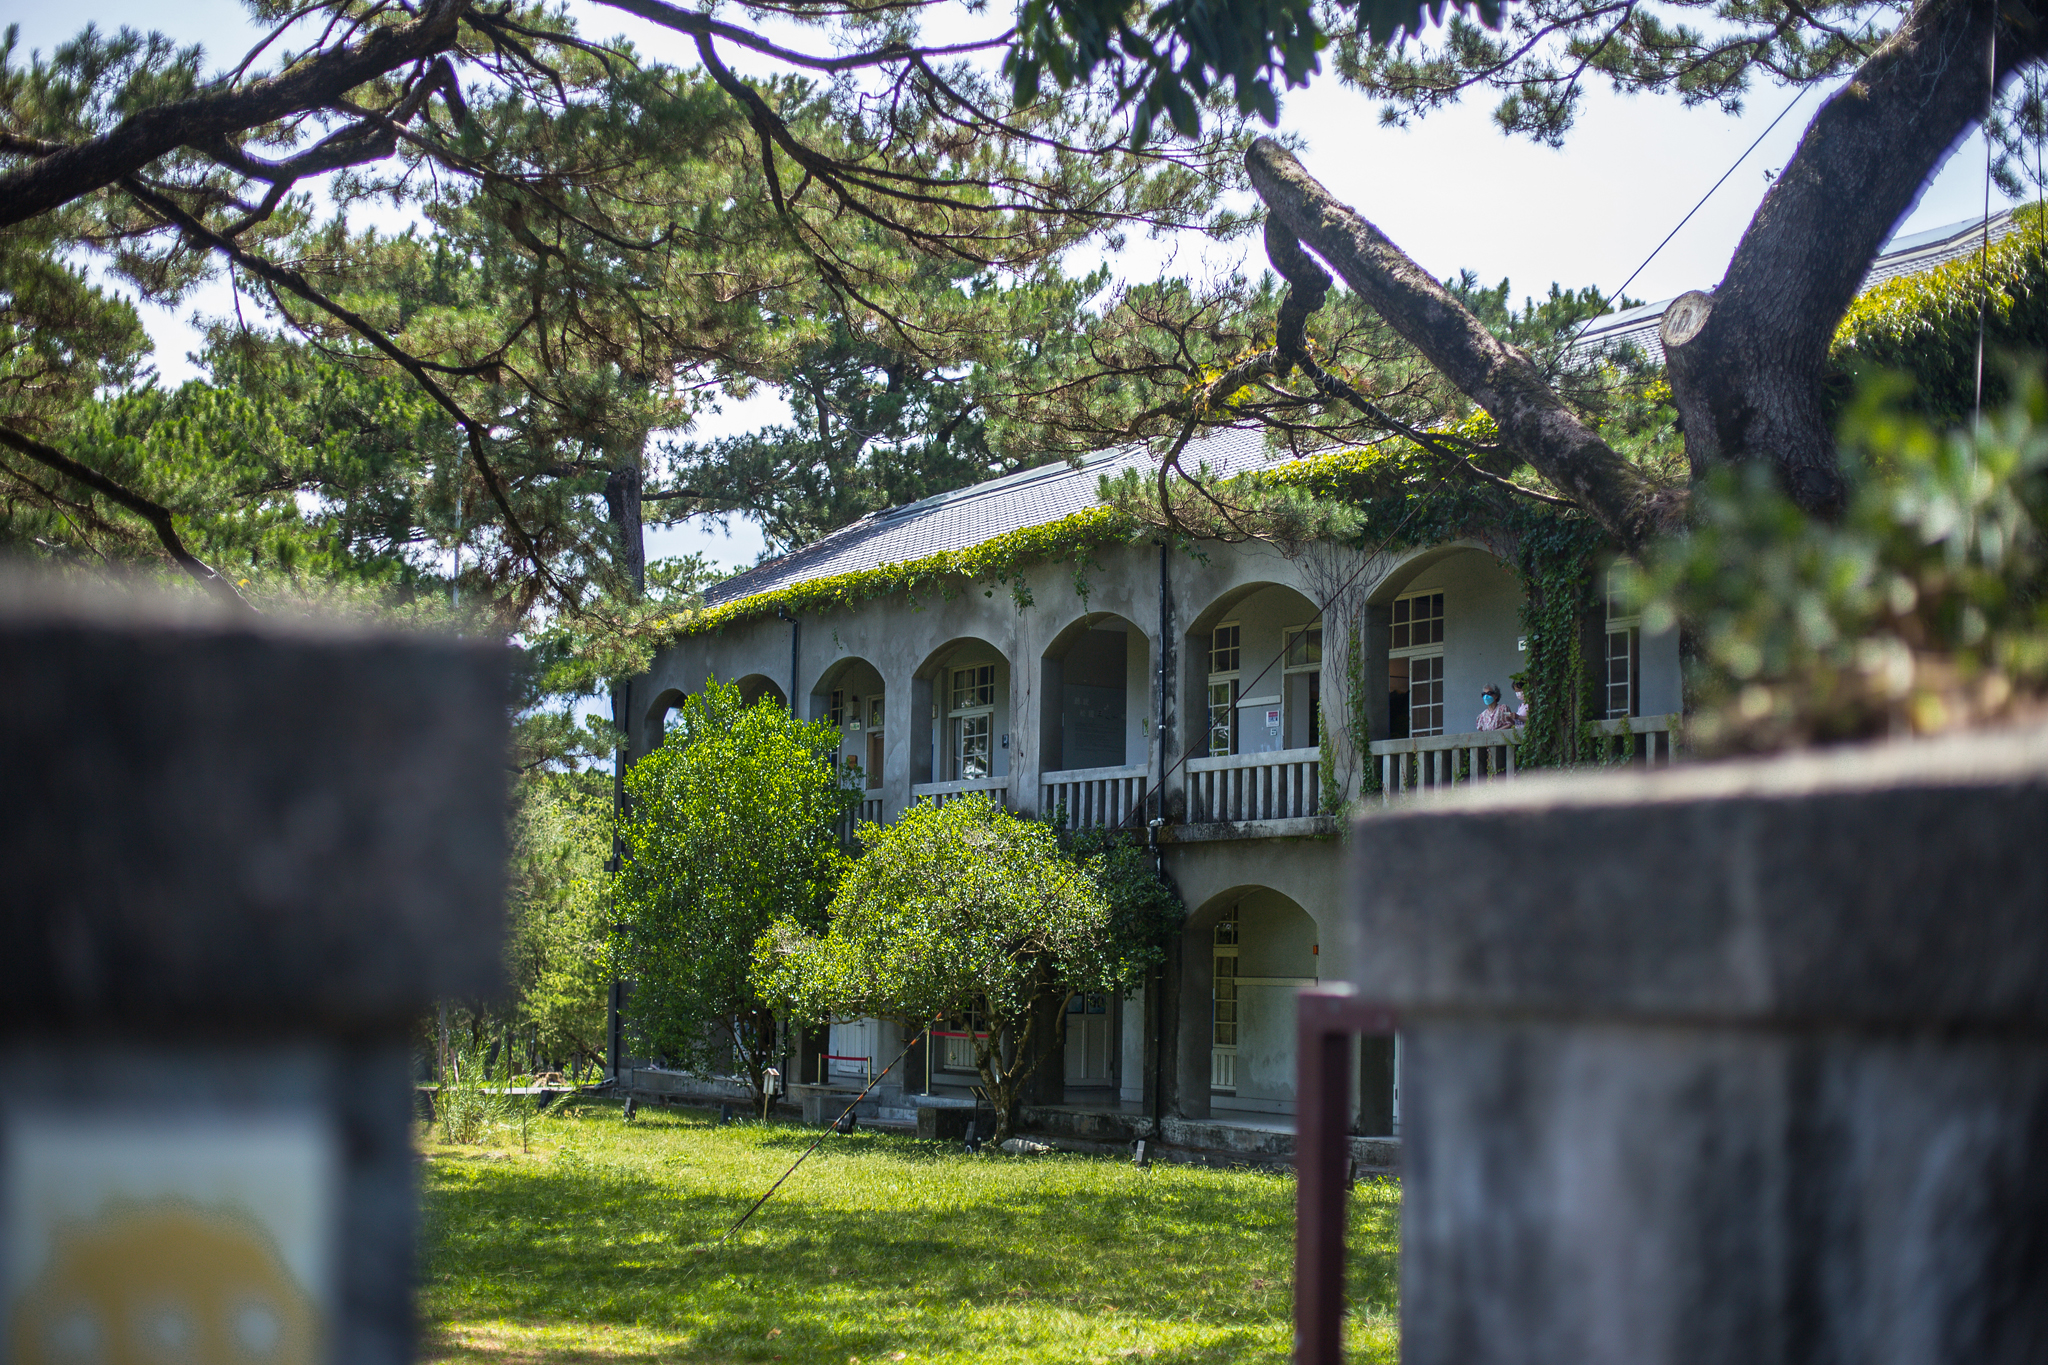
[1285,624,1323,670]
[1207,680,1238,757]
[1213,910,1239,1048]
[953,712,992,781]
[1606,629,1638,719]
[828,689,845,727]
[1407,654,1445,737]
[867,696,885,729]
[951,665,994,711]
[1209,623,1240,675]
[1391,592,1444,651]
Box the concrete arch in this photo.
[1038,612,1151,773]
[1360,540,1525,742]
[1176,885,1320,1120]
[643,686,685,742]
[911,636,1014,786]
[1365,539,1507,606]
[734,673,788,708]
[809,655,887,788]
[1182,582,1323,759]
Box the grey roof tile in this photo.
[1572,209,2021,364]
[706,426,1278,605]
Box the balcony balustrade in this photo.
[1040,763,1149,831]
[909,775,1011,809]
[1186,746,1324,824]
[1368,715,1679,801]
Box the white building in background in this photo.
[624,426,1680,1142]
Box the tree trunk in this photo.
[1664,0,2048,514]
[1246,140,1673,555]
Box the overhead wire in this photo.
[1560,83,1814,366]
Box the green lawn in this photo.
[419,1100,1399,1365]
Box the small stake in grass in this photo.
[1133,1140,1149,1168]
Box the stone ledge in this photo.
[0,573,508,1032]
[1345,723,2048,1030]
[1162,815,1340,844]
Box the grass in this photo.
[418,1099,1399,1365]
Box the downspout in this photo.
[776,605,800,711]
[1151,539,1173,1134]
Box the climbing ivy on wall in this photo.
[651,432,1612,775]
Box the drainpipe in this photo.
[776,605,800,710]
[1151,540,1173,1134]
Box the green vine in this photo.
[644,436,1611,761]
[651,505,1144,642]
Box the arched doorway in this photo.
[1188,888,1319,1116]
[1182,584,1325,823]
[910,637,1012,802]
[810,657,886,797]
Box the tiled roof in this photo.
[1571,209,2020,364]
[706,426,1278,605]
[710,211,2023,605]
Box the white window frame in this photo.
[1211,907,1239,1092]
[1283,621,1324,748]
[1390,591,1446,738]
[1605,564,1641,720]
[1206,622,1241,757]
[948,664,996,781]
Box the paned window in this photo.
[1209,623,1241,674]
[1207,623,1241,757]
[828,689,846,727]
[1390,593,1446,738]
[1605,565,1640,719]
[949,664,996,781]
[1391,592,1444,650]
[1285,623,1324,748]
[1285,624,1322,669]
[1212,909,1239,1091]
[951,664,995,711]
[1406,655,1445,737]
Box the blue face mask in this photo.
[1482,694,1498,705]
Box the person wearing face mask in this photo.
[1476,684,1517,731]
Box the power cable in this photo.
[1563,84,1813,360]
[708,1025,929,1249]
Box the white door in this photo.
[1064,994,1113,1086]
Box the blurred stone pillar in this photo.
[0,573,507,1365]
[1339,727,2048,1365]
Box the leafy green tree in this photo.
[613,681,859,1108]
[0,3,1244,634]
[507,770,617,1068]
[756,795,1179,1145]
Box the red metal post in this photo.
[1294,986,1398,1365]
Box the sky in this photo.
[9,0,2018,571]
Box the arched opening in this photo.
[1039,613,1151,829]
[911,638,1012,795]
[809,657,887,793]
[1182,887,1319,1117]
[1365,545,1522,741]
[1039,613,1151,772]
[643,687,684,747]
[1183,583,1324,761]
[734,673,788,709]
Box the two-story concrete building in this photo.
[624,426,1681,1151]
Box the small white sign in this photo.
[5,1112,336,1365]
[1265,709,1282,735]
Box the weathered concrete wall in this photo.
[1346,724,2048,1365]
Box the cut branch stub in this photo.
[1658,0,2048,516]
